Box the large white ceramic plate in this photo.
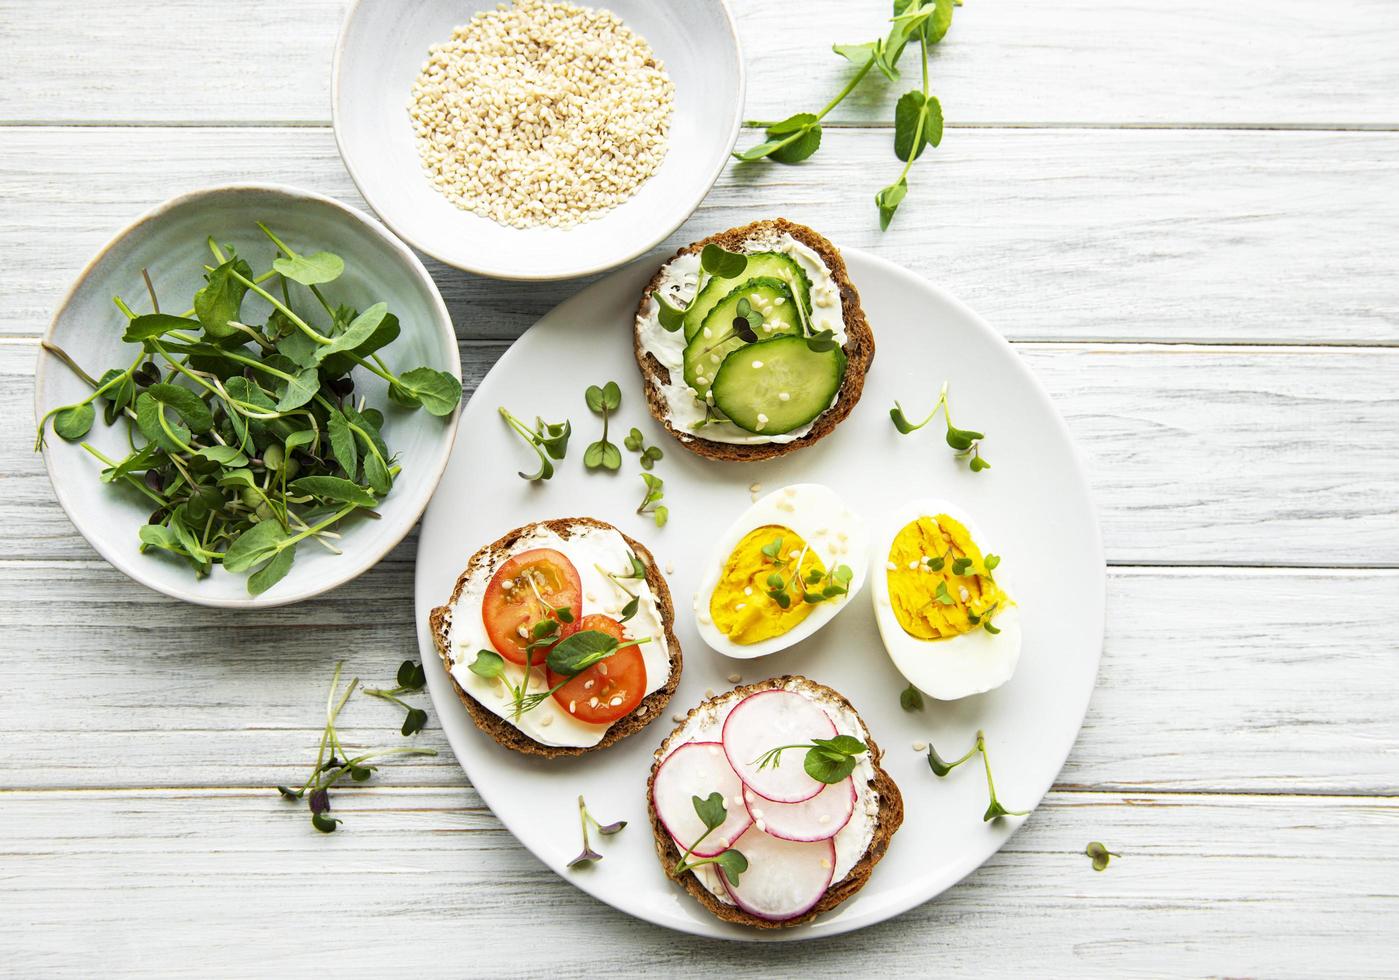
[333,0,743,280]
[414,248,1104,939]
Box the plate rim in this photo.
[414,245,1106,939]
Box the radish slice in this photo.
[722,689,836,804]
[652,742,753,857]
[722,826,836,921]
[743,778,855,842]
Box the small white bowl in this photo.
[332,0,744,280]
[35,184,462,608]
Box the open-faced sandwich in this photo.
[429,518,681,756]
[633,218,873,461]
[647,677,902,928]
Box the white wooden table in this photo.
[3,2,1397,976]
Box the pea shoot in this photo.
[567,795,627,869]
[35,226,462,595]
[364,659,431,736]
[584,381,622,470]
[891,380,991,472]
[753,734,868,784]
[673,793,749,886]
[733,0,963,230]
[926,729,1028,822]
[276,662,437,833]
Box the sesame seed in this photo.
[609,696,623,707]
[665,562,675,575]
[818,814,830,824]
[568,700,577,713]
[886,561,897,571]
[589,696,599,708]
[501,578,514,590]
[774,296,786,306]
[705,688,715,698]
[751,808,765,819]
[734,603,746,611]
[907,560,920,570]
[743,587,753,596]
[749,482,762,493]
[960,587,971,602]
[820,858,832,869]
[540,714,553,727]
[913,741,927,752]
[672,713,686,723]
[586,591,597,602]
[598,663,608,676]
[584,679,595,690]
[751,360,764,369]
[727,672,741,683]
[756,819,766,832]
[778,392,790,402]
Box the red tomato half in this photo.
[481,549,582,666]
[548,614,647,725]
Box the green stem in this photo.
[78,443,169,507]
[225,268,332,345]
[672,824,717,875]
[816,53,875,121]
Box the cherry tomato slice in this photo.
[481,549,582,666]
[548,614,648,725]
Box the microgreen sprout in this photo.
[673,793,749,886]
[364,660,430,736]
[499,407,571,481]
[1085,841,1120,872]
[623,427,664,470]
[926,729,1028,822]
[753,735,868,784]
[890,381,990,471]
[276,662,437,833]
[733,0,961,229]
[900,684,925,712]
[637,472,669,527]
[583,381,622,470]
[759,535,853,609]
[567,794,627,869]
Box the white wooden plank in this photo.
[3,126,1397,345]
[0,558,1393,795]
[3,1,1398,126]
[11,340,1399,566]
[1,787,1395,977]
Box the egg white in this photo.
[868,497,1022,700]
[693,484,868,660]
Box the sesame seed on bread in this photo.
[633,218,875,462]
[646,676,904,928]
[428,517,681,758]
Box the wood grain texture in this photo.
[0,560,1393,795]
[2,0,1398,125]
[3,126,1396,344]
[13,340,1399,565]
[1,787,1395,978]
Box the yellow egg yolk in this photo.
[886,515,1007,639]
[710,524,827,645]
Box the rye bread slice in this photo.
[428,517,681,758]
[646,676,904,929]
[633,218,874,462]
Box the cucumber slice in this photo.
[683,252,813,342]
[682,277,802,400]
[710,335,847,435]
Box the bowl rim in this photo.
[33,181,464,609]
[330,0,745,281]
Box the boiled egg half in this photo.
[870,498,1021,700]
[694,484,868,659]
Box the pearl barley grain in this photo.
[409,0,674,228]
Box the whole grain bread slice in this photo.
[428,517,681,758]
[633,218,874,462]
[646,675,904,929]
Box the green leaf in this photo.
[804,749,856,784]
[468,649,506,680]
[812,734,867,757]
[397,367,461,417]
[123,313,202,344]
[766,115,822,164]
[984,555,1001,571]
[401,707,428,736]
[895,90,943,162]
[138,523,181,555]
[806,328,839,353]
[692,792,727,831]
[934,581,956,605]
[653,505,668,527]
[224,376,276,412]
[273,250,345,286]
[889,401,930,434]
[952,556,973,576]
[618,594,640,623]
[876,178,908,231]
[277,328,321,368]
[926,742,963,777]
[193,445,249,467]
[969,454,991,473]
[624,427,643,452]
[700,243,748,279]
[193,258,252,339]
[290,476,376,507]
[147,383,214,432]
[545,629,620,676]
[274,366,320,413]
[585,440,621,470]
[983,798,1029,822]
[222,520,289,573]
[327,409,359,480]
[655,292,688,331]
[100,443,162,483]
[363,452,392,495]
[248,544,296,595]
[311,811,341,834]
[900,684,924,712]
[711,848,748,886]
[135,392,191,452]
[832,40,877,66]
[314,303,386,363]
[53,403,95,441]
[283,429,317,455]
[945,422,984,451]
[601,381,621,412]
[732,137,789,162]
[1085,841,1117,872]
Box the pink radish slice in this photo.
[743,777,855,842]
[722,826,836,921]
[652,742,753,858]
[722,689,836,804]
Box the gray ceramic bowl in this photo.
[35,184,462,608]
[332,0,744,280]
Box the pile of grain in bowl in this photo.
[408,0,675,230]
